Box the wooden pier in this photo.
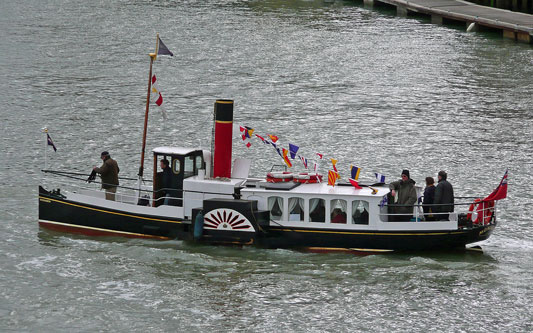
[362,0,533,44]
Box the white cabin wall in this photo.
[244,195,268,211]
[203,151,212,178]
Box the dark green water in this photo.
[1,0,532,331]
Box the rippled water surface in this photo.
[1,0,532,331]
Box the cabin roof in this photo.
[152,146,201,155]
[242,181,390,198]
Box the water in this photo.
[1,0,533,331]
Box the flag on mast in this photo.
[157,37,174,57]
[483,170,508,201]
[151,74,164,106]
[47,133,57,152]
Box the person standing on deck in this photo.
[389,170,417,221]
[160,159,173,205]
[434,170,454,221]
[422,176,436,221]
[93,151,120,201]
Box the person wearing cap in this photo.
[434,170,454,220]
[93,151,120,201]
[388,170,417,221]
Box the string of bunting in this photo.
[238,125,388,188]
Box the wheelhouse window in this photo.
[195,155,204,170]
[184,155,195,178]
[331,199,347,224]
[268,196,283,221]
[288,197,304,221]
[172,158,181,174]
[352,200,370,225]
[309,198,325,223]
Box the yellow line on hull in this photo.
[39,219,171,240]
[39,196,183,224]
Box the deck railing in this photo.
[41,169,184,207]
[380,200,495,226]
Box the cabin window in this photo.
[288,197,304,221]
[309,198,325,223]
[352,200,370,225]
[172,158,181,174]
[330,199,347,224]
[268,196,283,221]
[195,155,204,170]
[184,155,195,178]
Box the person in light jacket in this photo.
[93,151,120,201]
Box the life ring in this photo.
[474,200,494,225]
[266,172,293,183]
[293,173,323,184]
[466,198,481,221]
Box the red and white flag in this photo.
[151,74,167,118]
[151,74,163,106]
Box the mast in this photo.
[138,33,159,178]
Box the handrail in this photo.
[42,175,185,205]
[42,169,152,182]
[378,200,496,223]
[42,169,161,194]
[42,168,230,197]
[385,202,483,207]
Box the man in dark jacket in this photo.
[434,170,454,220]
[422,177,436,221]
[160,159,173,205]
[93,151,120,201]
[389,169,417,221]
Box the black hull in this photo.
[39,186,495,251]
[255,225,495,251]
[39,187,188,239]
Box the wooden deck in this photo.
[362,0,533,43]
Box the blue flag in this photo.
[289,143,299,159]
[47,133,57,152]
[350,165,361,180]
[379,196,388,208]
[375,173,385,183]
[157,37,174,56]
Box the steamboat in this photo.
[38,37,506,253]
[39,98,504,252]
